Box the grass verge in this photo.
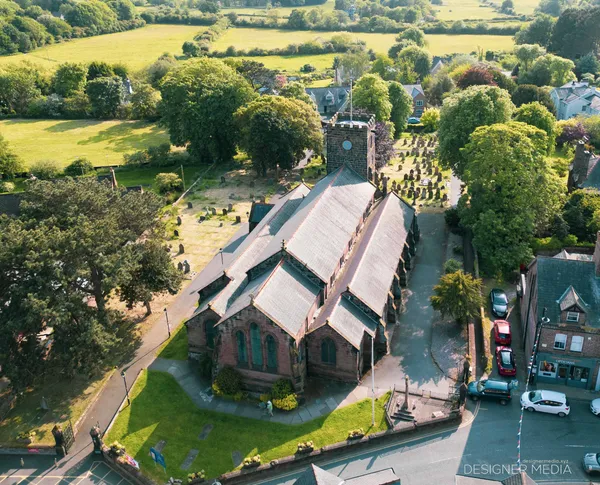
[105,370,389,481]
[157,324,189,360]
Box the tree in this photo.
[338,50,371,82]
[0,64,43,116]
[155,172,183,194]
[86,76,124,118]
[514,44,546,72]
[524,53,575,86]
[87,61,114,81]
[182,40,201,58]
[438,85,515,176]
[279,81,313,105]
[511,84,555,113]
[64,157,94,177]
[398,27,426,47]
[53,62,87,97]
[556,119,588,146]
[536,0,565,17]
[444,258,462,274]
[426,72,455,106]
[118,240,183,315]
[235,96,323,176]
[30,160,60,180]
[513,102,556,153]
[456,65,496,89]
[515,14,556,47]
[459,122,564,275]
[563,190,600,242]
[430,270,484,325]
[374,121,395,169]
[397,45,431,80]
[371,54,396,81]
[131,82,160,120]
[549,7,600,60]
[421,108,440,132]
[500,0,514,13]
[388,81,412,138]
[233,59,276,91]
[160,58,256,164]
[353,74,392,121]
[0,133,23,178]
[575,53,600,79]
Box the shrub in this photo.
[187,471,205,484]
[242,454,261,467]
[64,157,95,177]
[212,366,242,396]
[297,440,314,453]
[420,108,440,132]
[347,428,364,439]
[444,258,462,274]
[109,441,125,456]
[271,378,294,399]
[30,160,60,180]
[444,207,461,231]
[0,181,16,193]
[124,150,149,166]
[273,394,298,411]
[155,173,183,194]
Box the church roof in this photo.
[347,192,414,317]
[325,296,377,349]
[294,465,343,485]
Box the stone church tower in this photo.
[325,112,376,182]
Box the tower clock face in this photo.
[342,140,353,150]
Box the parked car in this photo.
[496,346,516,377]
[590,398,600,415]
[520,390,570,417]
[493,320,512,345]
[583,453,600,473]
[467,378,512,405]
[407,117,421,124]
[490,288,508,318]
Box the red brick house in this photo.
[185,113,419,392]
[402,84,427,117]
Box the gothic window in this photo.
[205,320,216,349]
[236,331,247,365]
[266,335,277,371]
[321,338,336,365]
[250,323,263,367]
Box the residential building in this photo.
[519,233,600,390]
[185,112,419,392]
[567,139,600,192]
[402,84,427,117]
[306,87,349,118]
[551,81,600,120]
[430,56,444,76]
[295,464,400,485]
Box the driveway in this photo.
[363,212,453,396]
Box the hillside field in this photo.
[0,119,169,168]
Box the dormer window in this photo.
[566,311,580,323]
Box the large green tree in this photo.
[397,45,431,80]
[514,44,546,72]
[438,85,514,177]
[235,96,323,176]
[0,133,23,178]
[563,190,600,242]
[388,81,413,138]
[52,62,87,97]
[459,122,564,275]
[430,270,484,325]
[353,74,392,121]
[86,76,124,118]
[513,102,556,153]
[549,7,600,60]
[514,15,556,47]
[522,53,575,86]
[511,84,555,113]
[398,27,426,47]
[160,58,256,163]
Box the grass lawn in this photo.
[240,53,336,71]
[105,370,389,481]
[0,119,169,168]
[213,28,515,56]
[222,0,335,16]
[0,370,114,447]
[0,24,203,71]
[156,324,189,360]
[104,164,206,191]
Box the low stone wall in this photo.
[102,446,156,485]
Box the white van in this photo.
[520,390,570,417]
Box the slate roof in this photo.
[534,256,600,326]
[558,285,587,311]
[580,155,600,190]
[249,202,274,225]
[403,84,425,99]
[306,87,349,115]
[553,249,593,261]
[501,473,538,485]
[347,192,414,317]
[294,465,343,485]
[326,296,377,349]
[345,468,400,485]
[553,81,600,109]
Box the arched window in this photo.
[321,338,336,365]
[250,323,263,368]
[266,335,277,371]
[236,331,247,365]
[205,320,216,349]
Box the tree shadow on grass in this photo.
[44,120,105,133]
[77,122,168,153]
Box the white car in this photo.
[591,398,600,415]
[520,390,570,417]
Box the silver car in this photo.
[591,398,600,415]
[583,453,600,473]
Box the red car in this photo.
[493,320,512,345]
[496,346,516,377]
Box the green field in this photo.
[0,24,203,71]
[221,0,335,16]
[0,119,169,168]
[214,28,515,55]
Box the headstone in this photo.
[176,216,182,226]
[397,164,402,171]
[211,207,217,216]
[199,216,205,222]
[222,208,227,216]
[177,262,184,271]
[180,449,199,470]
[198,424,213,440]
[435,188,441,199]
[403,173,408,181]
[183,260,190,274]
[174,229,179,237]
[229,193,236,200]
[235,215,241,224]
[187,202,193,209]
[178,243,184,255]
[428,189,433,199]
[410,181,415,188]
[442,193,448,202]
[421,190,426,199]
[415,173,421,181]
[437,173,443,182]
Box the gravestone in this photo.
[177,262,184,271]
[187,202,193,209]
[178,243,184,254]
[435,188,441,199]
[235,215,241,223]
[180,449,199,470]
[211,207,217,216]
[198,424,213,440]
[428,189,433,199]
[222,208,227,216]
[437,173,443,182]
[403,173,408,180]
[410,181,415,188]
[176,216,182,226]
[442,193,448,202]
[174,229,179,237]
[229,193,236,200]
[421,190,426,199]
[199,216,205,222]
[183,260,190,274]
[415,173,421,181]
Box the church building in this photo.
[185,112,419,392]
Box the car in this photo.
[467,378,512,405]
[583,453,600,473]
[493,320,512,345]
[591,398,600,415]
[496,346,516,376]
[520,390,570,417]
[407,117,421,124]
[490,288,508,318]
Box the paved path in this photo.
[362,212,453,396]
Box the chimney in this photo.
[594,232,600,276]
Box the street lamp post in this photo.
[164,308,171,338]
[121,370,131,406]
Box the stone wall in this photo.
[307,324,359,382]
[186,308,221,356]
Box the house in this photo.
[519,233,600,391]
[402,84,427,118]
[305,87,349,118]
[551,81,600,120]
[430,56,444,75]
[295,464,400,485]
[567,139,600,192]
[185,112,419,392]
